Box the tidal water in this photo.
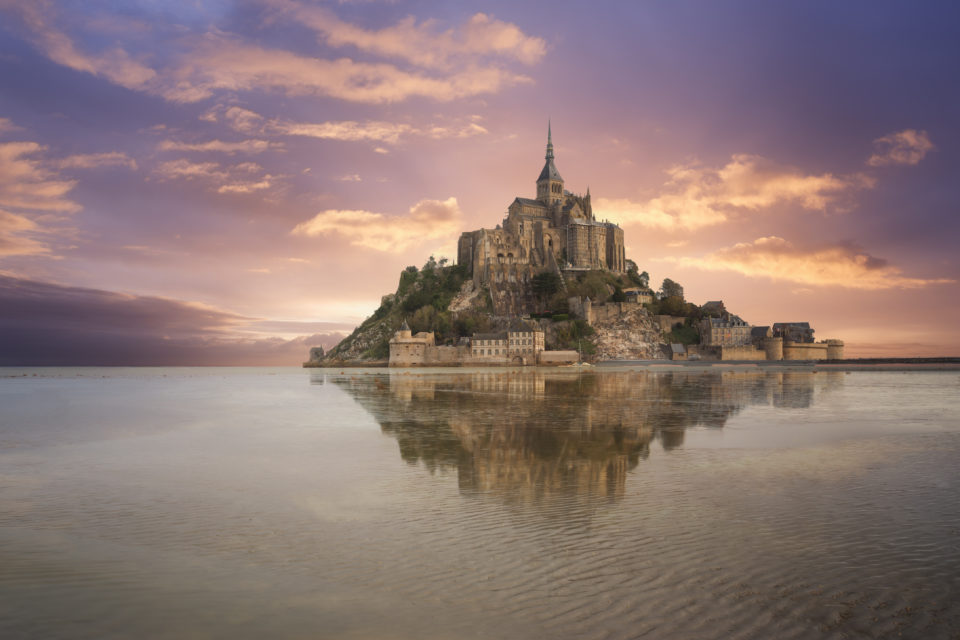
[1,367,958,639]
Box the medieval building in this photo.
[457,124,626,289]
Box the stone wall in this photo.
[783,342,829,360]
[718,345,767,361]
[538,350,579,365]
[656,315,687,333]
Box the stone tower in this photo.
[536,121,564,205]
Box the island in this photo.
[306,125,843,368]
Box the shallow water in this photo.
[1,367,959,639]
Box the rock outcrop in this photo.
[591,305,666,361]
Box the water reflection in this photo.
[328,369,838,506]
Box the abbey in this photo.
[457,124,626,287]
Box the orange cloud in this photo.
[267,2,546,69]
[8,1,155,91]
[595,154,873,231]
[162,34,532,104]
[0,117,20,133]
[153,159,276,195]
[291,197,462,252]
[0,209,50,256]
[673,236,955,290]
[157,139,278,154]
[57,151,138,170]
[212,106,488,145]
[867,129,934,166]
[0,141,80,213]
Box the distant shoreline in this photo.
[306,357,960,371]
[596,357,960,371]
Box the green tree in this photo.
[659,278,684,300]
[532,272,561,311]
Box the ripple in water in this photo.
[1,367,958,638]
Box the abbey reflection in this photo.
[328,370,839,507]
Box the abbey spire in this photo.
[536,120,564,205]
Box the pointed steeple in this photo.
[536,120,563,202]
[546,119,554,160]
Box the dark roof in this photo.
[513,197,547,208]
[773,322,811,329]
[537,158,563,183]
[473,332,507,340]
[400,319,410,331]
[670,343,686,354]
[751,326,770,337]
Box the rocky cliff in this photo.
[314,260,669,365]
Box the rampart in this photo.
[782,342,829,361]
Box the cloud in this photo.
[291,197,462,252]
[867,129,934,166]
[266,2,546,69]
[0,141,80,213]
[0,117,21,133]
[595,154,873,231]
[336,174,362,182]
[216,177,274,194]
[153,158,276,195]
[8,1,156,91]
[157,139,278,154]
[672,236,955,290]
[161,33,532,104]
[215,105,488,145]
[0,274,343,365]
[154,159,227,181]
[10,3,539,105]
[0,209,50,257]
[269,120,413,143]
[223,107,264,133]
[57,151,138,170]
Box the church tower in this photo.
[536,121,564,205]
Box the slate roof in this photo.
[513,197,547,208]
[537,158,563,183]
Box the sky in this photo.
[1,0,958,364]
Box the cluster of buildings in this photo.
[456,124,625,315]
[389,321,579,367]
[674,301,843,361]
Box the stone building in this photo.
[457,124,626,292]
[700,314,752,346]
[471,329,545,364]
[388,320,436,366]
[773,322,815,343]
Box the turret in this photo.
[536,121,564,205]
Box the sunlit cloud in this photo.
[57,151,138,170]
[595,154,873,231]
[8,1,156,91]
[291,197,462,252]
[217,177,274,194]
[212,105,489,144]
[0,117,21,133]
[153,158,276,195]
[672,236,955,290]
[158,139,279,154]
[161,33,532,104]
[270,120,413,143]
[0,142,80,213]
[336,174,362,182]
[0,209,50,257]
[867,129,934,166]
[266,2,546,69]
[154,159,227,181]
